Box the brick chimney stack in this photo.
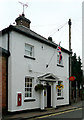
[15,14,31,28]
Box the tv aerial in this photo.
[19,1,28,15]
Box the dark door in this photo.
[47,85,51,108]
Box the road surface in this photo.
[31,107,83,120]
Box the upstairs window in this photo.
[25,44,34,57]
[57,45,63,66]
[57,54,63,65]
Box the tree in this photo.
[77,56,83,88]
[71,53,83,100]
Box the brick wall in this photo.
[0,55,7,114]
[0,48,10,115]
[0,56,2,118]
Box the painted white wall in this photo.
[1,30,69,111]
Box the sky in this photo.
[0,0,83,59]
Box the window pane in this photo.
[30,47,32,51]
[25,93,27,97]
[25,44,33,57]
[30,93,31,97]
[30,83,32,87]
[25,50,30,56]
[25,88,27,91]
[27,88,30,91]
[28,93,30,97]
[58,92,59,96]
[27,82,29,87]
[30,88,32,92]
[25,44,31,51]
[30,79,32,82]
[58,91,61,96]
[25,78,29,82]
[27,93,29,97]
[30,52,32,56]
[27,78,29,82]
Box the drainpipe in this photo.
[6,31,10,112]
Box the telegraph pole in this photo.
[68,19,72,104]
[68,19,72,51]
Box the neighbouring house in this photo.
[0,14,71,112]
[0,47,10,113]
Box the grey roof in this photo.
[14,25,57,49]
[1,25,71,54]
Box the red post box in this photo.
[17,93,22,106]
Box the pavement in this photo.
[2,100,83,120]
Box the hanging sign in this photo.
[69,76,75,81]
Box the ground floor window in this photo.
[25,77,32,98]
[57,81,63,97]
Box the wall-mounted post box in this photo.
[17,93,22,106]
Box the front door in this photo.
[47,85,51,108]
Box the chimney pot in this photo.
[48,37,52,41]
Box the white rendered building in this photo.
[0,14,70,112]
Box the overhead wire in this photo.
[48,22,68,37]
[31,21,68,38]
[31,23,61,28]
[32,21,69,68]
[46,21,68,67]
[46,50,56,68]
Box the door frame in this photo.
[47,85,51,108]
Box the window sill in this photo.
[57,97,64,100]
[24,55,36,60]
[24,98,36,102]
[57,64,64,67]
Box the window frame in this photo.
[57,54,63,66]
[25,43,34,58]
[25,77,33,99]
[57,81,63,97]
